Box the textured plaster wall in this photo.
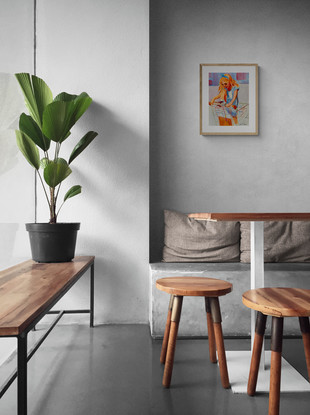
[150,0,310,261]
[0,0,34,365]
[0,0,34,267]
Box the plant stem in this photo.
[56,201,65,217]
[49,187,57,223]
[54,142,61,161]
[55,182,62,205]
[37,170,51,208]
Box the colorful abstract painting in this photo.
[200,64,258,135]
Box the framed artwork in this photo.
[200,64,258,135]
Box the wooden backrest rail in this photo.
[188,213,310,221]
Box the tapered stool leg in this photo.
[209,297,230,389]
[162,296,183,388]
[160,295,174,364]
[299,317,310,381]
[205,297,217,363]
[248,311,267,395]
[269,317,283,415]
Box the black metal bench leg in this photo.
[90,262,95,327]
[17,334,27,415]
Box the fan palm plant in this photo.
[15,73,97,223]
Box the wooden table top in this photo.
[0,256,94,336]
[188,213,310,221]
[242,288,310,317]
[156,277,232,297]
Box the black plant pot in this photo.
[26,223,80,263]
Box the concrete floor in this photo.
[0,323,309,415]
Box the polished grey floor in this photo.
[0,323,309,414]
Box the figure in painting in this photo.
[209,73,240,126]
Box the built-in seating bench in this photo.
[150,262,310,338]
[150,210,310,338]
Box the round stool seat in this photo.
[156,276,232,297]
[242,287,310,317]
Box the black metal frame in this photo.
[0,259,94,415]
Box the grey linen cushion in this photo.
[163,210,240,262]
[240,221,310,263]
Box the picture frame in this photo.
[200,64,258,135]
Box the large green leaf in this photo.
[15,130,40,170]
[54,92,77,102]
[42,100,76,143]
[19,113,50,151]
[15,73,40,126]
[64,185,82,202]
[73,92,92,122]
[32,75,54,124]
[42,93,93,143]
[15,73,53,128]
[54,92,92,127]
[54,92,92,120]
[40,157,50,169]
[43,158,72,188]
[69,131,98,164]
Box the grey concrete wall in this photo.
[150,0,310,261]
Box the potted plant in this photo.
[15,73,97,262]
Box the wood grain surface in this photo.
[242,287,310,317]
[156,277,232,297]
[188,213,310,221]
[0,256,94,336]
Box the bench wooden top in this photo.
[156,277,232,297]
[242,288,310,317]
[0,256,94,336]
[188,213,310,221]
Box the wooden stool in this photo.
[156,276,232,388]
[242,287,310,415]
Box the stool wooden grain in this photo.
[156,276,232,388]
[242,287,310,415]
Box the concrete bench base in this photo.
[149,262,310,338]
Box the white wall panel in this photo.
[36,0,149,323]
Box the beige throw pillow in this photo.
[163,210,240,262]
[240,221,310,263]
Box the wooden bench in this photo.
[0,256,95,415]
